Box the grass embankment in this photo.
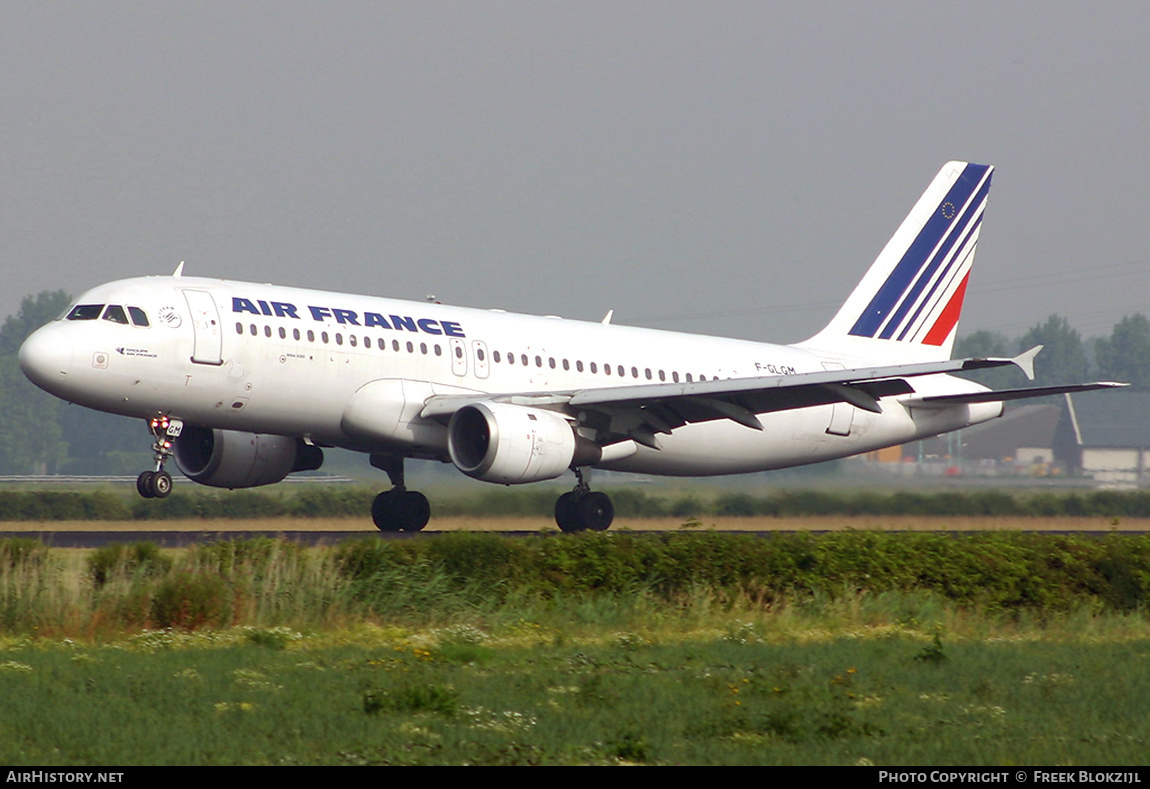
[1,531,1149,764]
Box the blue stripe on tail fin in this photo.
[800,161,993,364]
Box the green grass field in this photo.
[2,621,1149,765]
[1,531,1149,765]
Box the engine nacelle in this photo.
[447,403,576,484]
[173,426,323,489]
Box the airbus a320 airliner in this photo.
[19,162,1121,532]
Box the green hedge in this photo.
[329,531,1150,613]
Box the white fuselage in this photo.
[20,274,1000,478]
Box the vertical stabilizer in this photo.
[799,161,993,363]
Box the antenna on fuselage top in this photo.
[601,309,614,325]
[172,261,185,278]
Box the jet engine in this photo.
[447,403,576,484]
[173,426,323,489]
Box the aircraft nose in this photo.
[18,323,73,394]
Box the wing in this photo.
[420,349,1103,450]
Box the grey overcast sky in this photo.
[3,2,1149,343]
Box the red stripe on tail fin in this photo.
[922,272,969,347]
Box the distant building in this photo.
[1055,390,1150,487]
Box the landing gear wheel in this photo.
[579,491,614,531]
[151,471,173,499]
[137,471,156,499]
[554,488,615,532]
[372,490,401,532]
[396,490,430,532]
[555,491,582,533]
[372,489,431,532]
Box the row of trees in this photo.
[0,291,149,475]
[0,291,1147,474]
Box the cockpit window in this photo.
[101,305,129,324]
[127,307,149,327]
[66,304,104,321]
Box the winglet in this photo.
[1013,345,1042,381]
[172,261,185,278]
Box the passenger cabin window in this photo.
[101,305,129,324]
[66,304,104,321]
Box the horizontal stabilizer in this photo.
[1012,345,1041,381]
[900,381,1128,409]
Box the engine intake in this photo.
[174,426,322,489]
[447,403,576,484]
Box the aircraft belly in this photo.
[196,350,355,439]
[598,404,916,475]
[599,397,1001,476]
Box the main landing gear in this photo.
[136,416,181,499]
[554,469,615,533]
[370,454,430,533]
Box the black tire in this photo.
[136,471,156,499]
[579,491,614,532]
[397,491,431,532]
[372,490,431,532]
[372,490,400,531]
[152,471,173,499]
[555,491,583,533]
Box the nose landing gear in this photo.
[136,416,181,499]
